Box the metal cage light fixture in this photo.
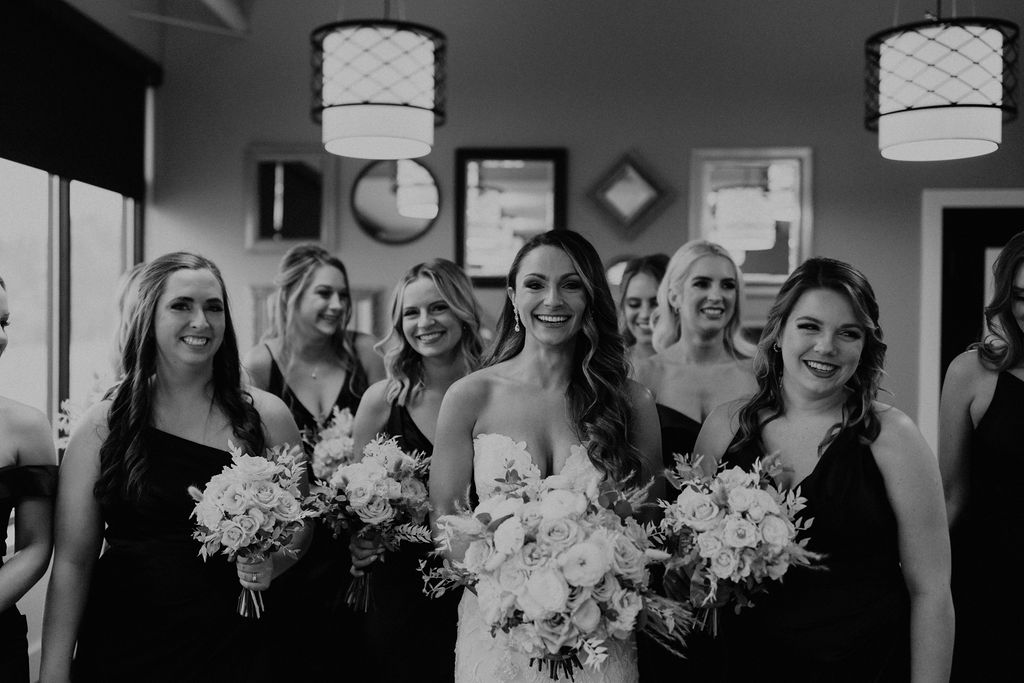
[311,2,446,160]
[865,4,1019,161]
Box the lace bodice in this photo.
[455,434,638,683]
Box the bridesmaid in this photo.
[349,258,484,680]
[0,274,58,683]
[631,242,754,678]
[40,253,306,683]
[940,230,1024,680]
[695,257,952,682]
[618,254,669,369]
[634,241,756,480]
[242,243,384,679]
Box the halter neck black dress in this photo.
[719,427,910,682]
[262,347,367,679]
[950,371,1024,680]
[73,429,268,683]
[359,401,460,681]
[639,405,723,682]
[0,464,57,683]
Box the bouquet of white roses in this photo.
[426,439,691,679]
[658,453,822,634]
[307,405,355,481]
[188,442,312,618]
[315,434,433,612]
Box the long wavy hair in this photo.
[111,261,146,376]
[618,253,669,347]
[487,231,643,485]
[261,243,364,397]
[973,230,1024,371]
[652,240,755,357]
[95,252,265,505]
[733,257,887,455]
[377,259,484,406]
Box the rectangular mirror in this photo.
[455,148,567,286]
[244,144,339,252]
[689,147,812,292]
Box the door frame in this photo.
[919,189,1024,453]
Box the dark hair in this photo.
[95,252,265,505]
[377,259,484,405]
[263,243,364,398]
[974,230,1024,370]
[734,257,887,454]
[618,253,669,347]
[0,275,5,290]
[486,231,644,485]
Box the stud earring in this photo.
[513,307,521,333]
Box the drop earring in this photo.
[513,307,521,333]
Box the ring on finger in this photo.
[251,572,257,582]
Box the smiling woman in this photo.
[691,257,953,682]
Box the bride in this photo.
[430,231,663,682]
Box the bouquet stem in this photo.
[697,606,720,638]
[237,588,265,619]
[346,572,374,612]
[530,652,582,681]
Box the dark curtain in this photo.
[0,0,162,199]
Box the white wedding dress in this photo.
[453,433,639,683]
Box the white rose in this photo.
[674,487,722,532]
[536,613,579,655]
[355,497,395,525]
[759,514,793,549]
[231,453,278,480]
[525,567,571,612]
[536,517,583,554]
[746,490,782,523]
[346,481,375,507]
[590,572,619,603]
[476,495,524,523]
[539,490,588,520]
[571,598,601,633]
[609,534,647,584]
[559,542,610,587]
[722,517,760,549]
[726,485,756,513]
[715,466,756,493]
[497,558,529,595]
[520,542,552,569]
[274,491,303,522]
[193,500,222,530]
[696,529,725,558]
[607,588,643,636]
[464,539,497,574]
[494,517,526,555]
[220,482,250,516]
[710,547,740,580]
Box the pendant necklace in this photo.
[310,365,319,380]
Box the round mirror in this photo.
[351,159,440,244]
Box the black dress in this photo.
[359,401,460,681]
[262,348,367,679]
[950,371,1024,681]
[720,428,910,682]
[0,464,57,683]
[73,429,268,683]
[639,405,724,682]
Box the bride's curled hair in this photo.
[486,231,644,486]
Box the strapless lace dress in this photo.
[453,433,639,683]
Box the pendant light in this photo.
[865,3,1018,161]
[311,1,446,160]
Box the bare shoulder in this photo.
[62,399,113,464]
[242,341,274,390]
[352,331,377,354]
[943,349,994,391]
[444,368,496,406]
[706,398,745,432]
[0,396,56,465]
[625,378,656,407]
[247,386,301,447]
[356,379,391,421]
[0,396,51,436]
[871,402,932,465]
[246,386,290,421]
[631,354,663,391]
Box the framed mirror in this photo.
[351,159,440,245]
[244,144,338,253]
[588,152,671,237]
[689,147,812,293]
[455,148,567,286]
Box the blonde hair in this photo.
[652,240,755,357]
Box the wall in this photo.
[73,0,1024,418]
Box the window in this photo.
[0,157,136,423]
